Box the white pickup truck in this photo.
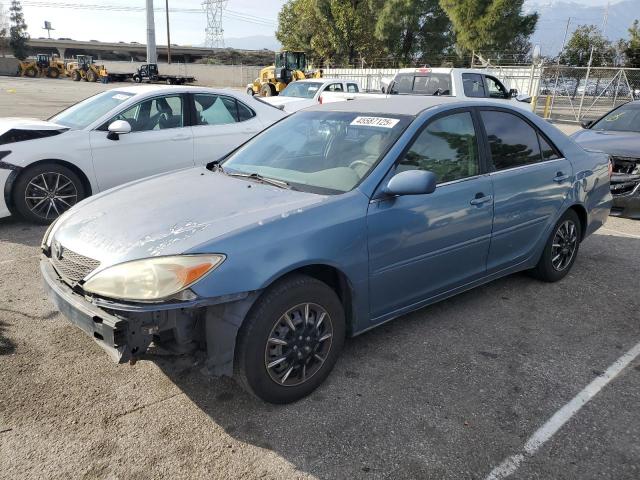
[260,78,362,113]
[320,67,532,110]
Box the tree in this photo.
[439,0,537,57]
[0,2,8,57]
[375,0,454,66]
[625,19,640,68]
[562,25,615,67]
[9,0,28,60]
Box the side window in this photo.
[109,95,183,132]
[539,135,560,160]
[481,110,542,170]
[347,83,359,93]
[397,111,479,184]
[194,94,238,125]
[325,83,344,92]
[485,76,508,99]
[237,100,256,122]
[462,73,486,98]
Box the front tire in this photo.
[72,70,81,81]
[235,274,345,404]
[530,209,581,282]
[13,164,85,224]
[260,83,275,97]
[133,75,142,83]
[246,87,255,96]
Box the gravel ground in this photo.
[1,77,639,480]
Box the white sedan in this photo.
[0,85,286,223]
[259,78,361,113]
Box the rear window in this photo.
[390,73,451,95]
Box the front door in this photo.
[89,93,194,191]
[367,110,494,319]
[479,108,573,271]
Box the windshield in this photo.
[280,82,323,99]
[591,103,640,133]
[223,111,411,194]
[391,73,452,95]
[49,91,135,129]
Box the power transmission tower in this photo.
[202,0,227,48]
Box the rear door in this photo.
[367,109,494,319]
[478,108,572,271]
[190,93,264,165]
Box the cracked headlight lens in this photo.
[83,254,225,301]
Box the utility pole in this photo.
[146,0,157,64]
[165,0,171,64]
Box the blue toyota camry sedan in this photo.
[41,97,612,403]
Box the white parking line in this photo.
[485,340,640,480]
[597,228,640,239]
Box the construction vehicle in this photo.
[69,55,103,82]
[247,50,322,97]
[18,54,66,79]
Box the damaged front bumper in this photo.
[41,257,160,363]
[41,256,259,375]
[610,161,640,219]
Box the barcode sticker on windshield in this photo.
[350,116,400,128]
[112,94,130,100]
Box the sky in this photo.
[0,0,622,48]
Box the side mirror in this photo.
[516,94,532,103]
[581,119,594,129]
[384,170,437,196]
[509,88,519,98]
[107,120,131,140]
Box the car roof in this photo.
[294,78,355,84]
[306,96,467,116]
[106,84,240,96]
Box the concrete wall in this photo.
[101,61,262,88]
[0,57,20,76]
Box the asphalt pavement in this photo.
[0,77,639,480]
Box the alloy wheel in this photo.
[264,302,334,387]
[24,172,78,220]
[551,220,578,271]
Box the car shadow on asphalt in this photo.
[0,320,16,356]
[151,232,640,479]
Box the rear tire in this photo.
[47,67,60,79]
[530,209,581,282]
[246,87,255,96]
[133,75,142,83]
[166,78,173,85]
[72,70,81,81]
[235,274,345,404]
[24,66,37,78]
[260,83,275,97]
[13,163,86,224]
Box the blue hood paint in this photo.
[53,167,327,266]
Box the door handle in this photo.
[553,172,570,183]
[470,194,493,206]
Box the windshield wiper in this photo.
[226,171,292,190]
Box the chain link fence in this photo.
[534,67,640,123]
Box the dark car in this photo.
[572,101,640,219]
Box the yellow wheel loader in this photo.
[18,54,65,78]
[68,55,102,82]
[247,51,322,97]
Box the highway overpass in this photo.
[27,38,266,62]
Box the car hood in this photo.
[51,167,326,267]
[0,117,68,136]
[261,96,315,112]
[571,129,640,158]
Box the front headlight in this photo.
[83,254,225,302]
